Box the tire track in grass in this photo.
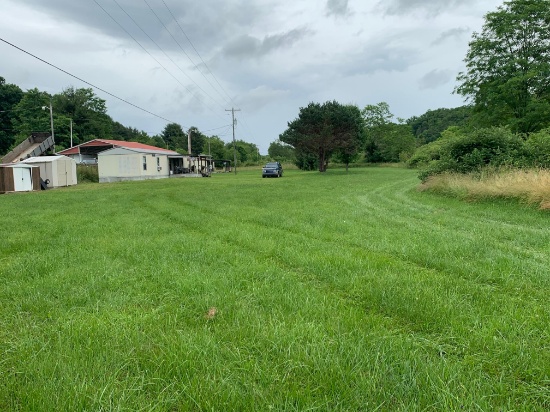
[56,171,550,407]
[341,173,550,291]
[203,213,550,407]
[137,172,549,349]
[121,185,469,409]
[202,170,550,402]
[2,170,548,410]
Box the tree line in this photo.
[273,0,550,176]
[0,80,260,164]
[271,100,472,172]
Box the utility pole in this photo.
[43,98,55,154]
[225,108,240,174]
[49,99,55,153]
[70,118,73,148]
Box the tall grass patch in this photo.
[420,168,550,209]
[76,164,99,183]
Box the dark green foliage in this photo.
[225,140,261,165]
[76,164,99,183]
[455,0,550,133]
[407,106,472,144]
[365,123,416,163]
[0,77,24,155]
[280,101,364,172]
[161,123,186,151]
[53,87,113,144]
[0,77,260,157]
[11,88,52,146]
[524,128,550,168]
[268,140,295,162]
[418,127,524,181]
[110,121,165,148]
[407,127,464,169]
[207,136,227,160]
[4,84,117,151]
[295,150,318,171]
[188,126,207,155]
[362,102,416,163]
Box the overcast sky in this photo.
[0,0,502,153]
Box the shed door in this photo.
[59,161,67,186]
[13,168,33,191]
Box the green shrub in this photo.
[524,128,550,168]
[418,127,524,181]
[77,164,99,183]
[408,127,464,169]
[408,140,445,168]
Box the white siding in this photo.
[98,149,171,183]
[21,156,77,187]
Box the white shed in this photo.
[0,163,40,193]
[21,156,77,188]
[98,147,180,183]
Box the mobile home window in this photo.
[143,156,147,171]
[157,157,160,167]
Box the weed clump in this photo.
[77,164,98,183]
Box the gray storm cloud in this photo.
[431,27,470,45]
[380,0,475,16]
[326,0,351,17]
[222,28,311,59]
[418,69,453,90]
[346,38,418,76]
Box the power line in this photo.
[160,0,234,106]
[0,36,178,124]
[158,0,258,142]
[142,1,260,148]
[202,124,232,133]
[143,0,229,109]
[94,0,200,126]
[109,0,227,117]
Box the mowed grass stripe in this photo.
[345,173,549,288]
[1,167,549,411]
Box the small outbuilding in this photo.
[0,163,40,194]
[21,156,77,188]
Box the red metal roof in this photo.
[58,139,177,155]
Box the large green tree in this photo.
[11,88,52,145]
[224,140,260,164]
[455,0,550,133]
[0,77,24,155]
[188,126,207,155]
[53,87,112,143]
[362,102,416,163]
[206,136,227,160]
[268,140,295,162]
[161,123,186,151]
[280,101,364,172]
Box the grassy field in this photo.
[1,167,549,411]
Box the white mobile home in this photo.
[21,156,77,188]
[98,147,183,183]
